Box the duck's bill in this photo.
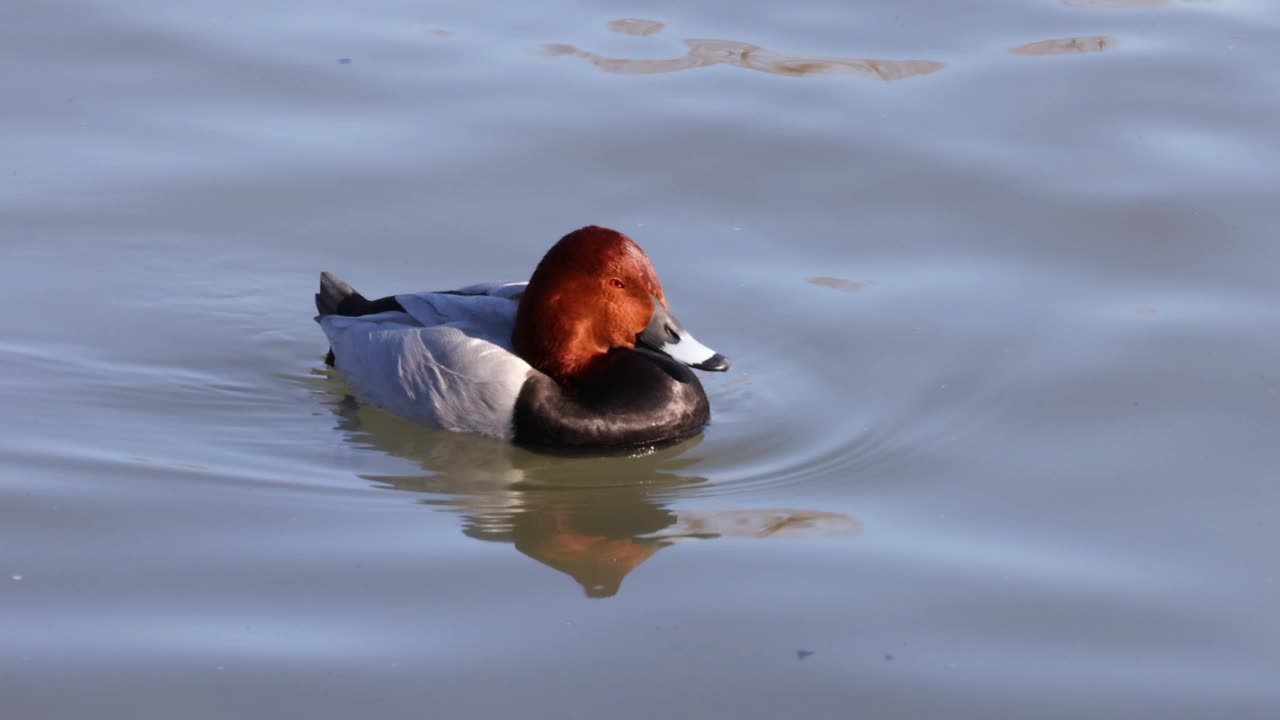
[637,295,731,372]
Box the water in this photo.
[4,1,1279,717]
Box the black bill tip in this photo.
[692,353,731,372]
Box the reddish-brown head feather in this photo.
[512,226,667,383]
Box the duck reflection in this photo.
[325,391,859,598]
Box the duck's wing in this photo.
[443,281,527,300]
[318,300,532,440]
[393,287,524,337]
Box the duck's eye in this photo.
[609,278,625,289]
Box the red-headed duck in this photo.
[315,225,730,447]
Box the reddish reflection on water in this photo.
[808,276,867,292]
[607,18,666,36]
[1062,0,1220,7]
[511,507,860,597]
[546,37,944,81]
[1011,36,1114,55]
[1063,0,1170,6]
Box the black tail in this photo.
[316,272,407,318]
[316,273,408,366]
[316,273,364,367]
[316,272,364,317]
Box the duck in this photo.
[314,225,730,447]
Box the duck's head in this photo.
[513,225,730,384]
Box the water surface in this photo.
[3,0,1279,717]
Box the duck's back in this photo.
[317,277,532,439]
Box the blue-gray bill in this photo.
[637,294,731,372]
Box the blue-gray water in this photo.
[4,1,1279,717]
